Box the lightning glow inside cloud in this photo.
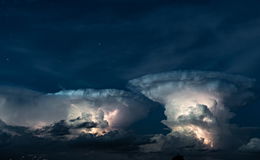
[129,71,254,151]
[51,89,148,136]
[0,88,148,138]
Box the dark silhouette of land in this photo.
[172,154,184,160]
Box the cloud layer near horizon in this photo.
[240,138,260,152]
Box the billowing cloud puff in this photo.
[128,71,254,151]
[0,87,67,128]
[239,138,260,152]
[0,87,149,138]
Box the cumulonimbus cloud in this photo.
[0,87,149,138]
[0,70,256,152]
[128,71,255,151]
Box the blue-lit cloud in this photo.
[240,138,260,152]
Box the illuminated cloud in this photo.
[50,89,149,137]
[0,87,67,128]
[129,71,254,151]
[0,87,148,138]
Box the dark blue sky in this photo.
[0,0,259,91]
[0,1,260,159]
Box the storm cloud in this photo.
[0,87,149,138]
[129,71,255,151]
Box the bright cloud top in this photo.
[129,71,254,150]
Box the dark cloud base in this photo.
[0,149,260,160]
[0,125,260,160]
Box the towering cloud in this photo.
[128,71,254,151]
[0,87,149,138]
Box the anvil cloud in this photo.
[129,71,255,151]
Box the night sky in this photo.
[0,0,260,160]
